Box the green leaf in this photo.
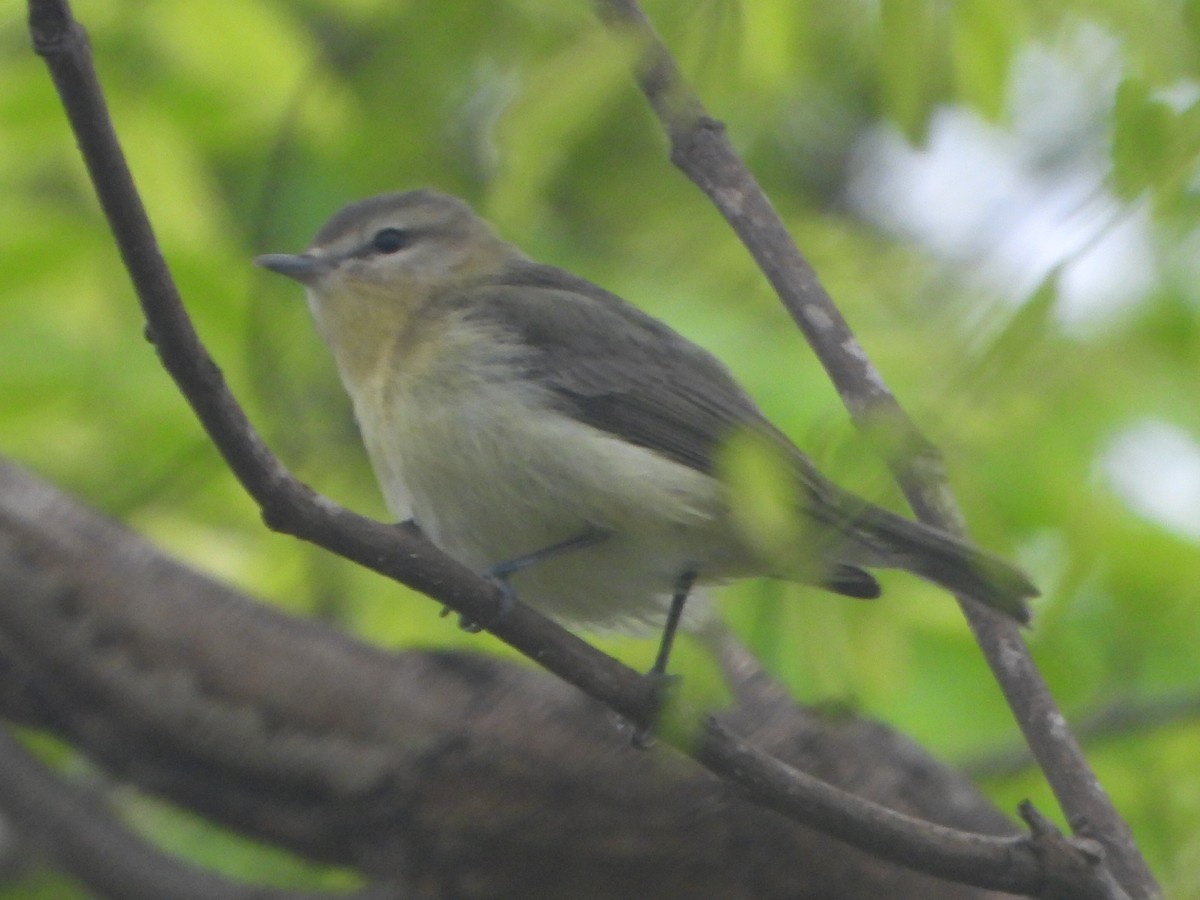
[880,0,941,142]
[1184,0,1200,52]
[715,427,806,570]
[1111,77,1174,200]
[951,0,1013,121]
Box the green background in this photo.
[3,0,1200,894]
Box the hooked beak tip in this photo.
[254,252,329,285]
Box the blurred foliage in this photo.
[3,0,1200,894]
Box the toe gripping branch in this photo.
[632,569,696,749]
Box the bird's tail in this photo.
[844,505,1037,624]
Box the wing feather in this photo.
[456,261,781,475]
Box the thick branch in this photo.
[592,1,1158,897]
[0,457,1016,900]
[0,732,399,900]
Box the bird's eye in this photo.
[371,227,412,254]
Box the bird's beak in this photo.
[254,253,331,286]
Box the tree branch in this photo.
[0,715,399,899]
[592,1,1158,897]
[963,690,1200,780]
[0,458,1019,900]
[25,0,1133,896]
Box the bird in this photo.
[256,188,1036,678]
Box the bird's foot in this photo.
[630,670,682,750]
[440,573,516,634]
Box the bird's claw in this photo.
[631,670,682,750]
[442,572,517,633]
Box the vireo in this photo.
[256,189,1036,674]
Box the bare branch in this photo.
[26,0,659,737]
[591,1,1158,897]
[964,691,1200,780]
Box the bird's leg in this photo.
[649,569,695,679]
[488,527,611,582]
[632,569,697,749]
[450,527,612,633]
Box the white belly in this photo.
[353,376,742,631]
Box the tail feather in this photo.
[847,507,1037,624]
[824,564,881,600]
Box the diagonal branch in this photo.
[592,1,1158,897]
[964,689,1200,780]
[26,0,655,732]
[25,0,1128,897]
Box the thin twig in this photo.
[591,2,1158,897]
[25,0,1131,896]
[964,690,1200,780]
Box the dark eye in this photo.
[371,227,412,254]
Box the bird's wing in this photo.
[457,263,769,470]
[454,262,851,508]
[449,262,890,599]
